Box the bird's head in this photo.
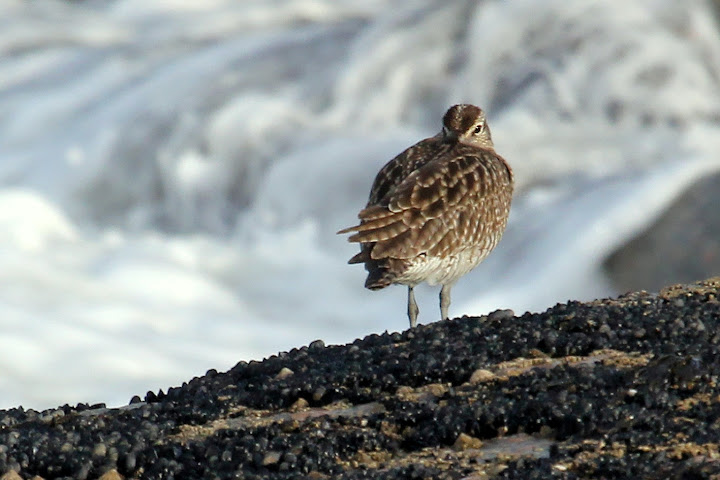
[441,104,493,149]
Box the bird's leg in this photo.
[440,284,452,320]
[408,286,419,328]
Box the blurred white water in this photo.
[1,0,720,409]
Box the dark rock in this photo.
[2,278,720,478]
[605,170,720,293]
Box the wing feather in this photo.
[339,143,513,264]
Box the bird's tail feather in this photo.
[365,264,394,290]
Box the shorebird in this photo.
[338,104,514,328]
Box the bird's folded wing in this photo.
[338,151,504,260]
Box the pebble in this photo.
[467,369,495,384]
[487,309,514,322]
[261,451,281,466]
[98,470,124,480]
[289,397,309,411]
[275,367,294,380]
[453,433,483,451]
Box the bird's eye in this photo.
[474,124,484,135]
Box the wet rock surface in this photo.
[2,278,720,479]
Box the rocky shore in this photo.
[2,278,720,479]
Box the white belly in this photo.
[394,248,488,287]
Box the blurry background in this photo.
[1,0,720,410]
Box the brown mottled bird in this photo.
[338,104,514,328]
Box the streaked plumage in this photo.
[338,104,514,328]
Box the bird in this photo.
[337,104,514,328]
